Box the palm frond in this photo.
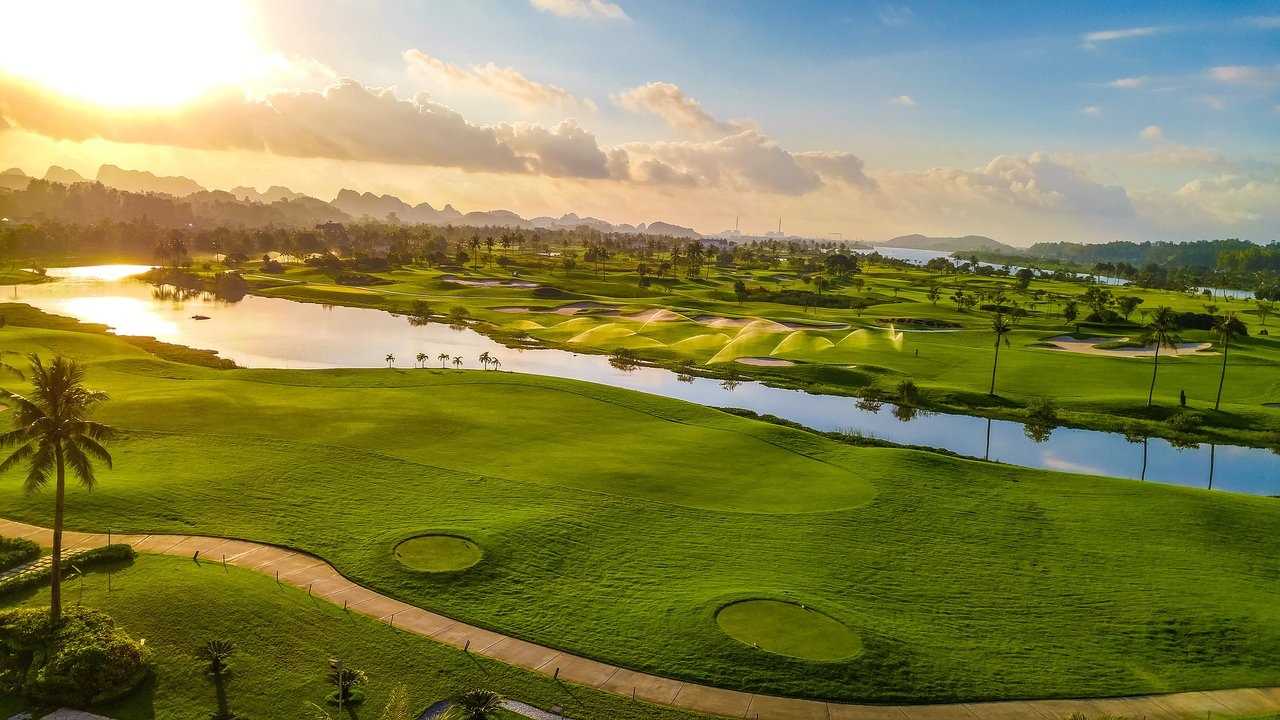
[62,442,98,489]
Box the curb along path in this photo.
[3,518,1279,720]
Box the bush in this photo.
[0,537,40,572]
[1167,411,1204,435]
[0,545,135,600]
[532,286,564,298]
[0,606,150,707]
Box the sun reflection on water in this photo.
[58,297,180,339]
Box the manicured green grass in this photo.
[716,600,863,661]
[1,322,1278,703]
[396,535,483,572]
[243,257,1280,446]
[0,555,702,720]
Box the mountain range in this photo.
[3,164,1012,248]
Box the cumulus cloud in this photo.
[404,49,595,112]
[530,0,627,20]
[0,73,626,177]
[1139,125,1166,141]
[1081,106,1103,116]
[879,152,1135,219]
[615,130,874,195]
[1195,95,1224,110]
[1209,64,1280,86]
[890,95,916,106]
[613,82,741,135]
[1083,27,1157,46]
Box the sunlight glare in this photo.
[0,0,263,107]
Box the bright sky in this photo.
[0,0,1277,245]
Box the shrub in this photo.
[0,545,135,600]
[531,286,564,298]
[0,537,40,572]
[0,606,150,707]
[1167,411,1203,435]
[895,380,920,405]
[197,639,236,675]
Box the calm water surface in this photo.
[9,265,1278,496]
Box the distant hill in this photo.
[97,165,206,197]
[230,185,309,204]
[0,168,30,192]
[44,166,87,185]
[883,234,1015,253]
[642,221,702,239]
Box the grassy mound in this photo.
[716,600,862,661]
[396,535,483,572]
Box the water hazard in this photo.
[6,265,1278,496]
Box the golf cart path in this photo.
[4,518,1278,720]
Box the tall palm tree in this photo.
[416,352,427,369]
[438,352,451,368]
[385,353,395,368]
[1212,312,1248,411]
[988,313,1013,396]
[489,358,500,372]
[478,351,491,370]
[452,356,463,370]
[444,689,504,720]
[0,355,114,621]
[1141,306,1183,407]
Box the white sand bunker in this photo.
[439,274,539,288]
[1045,335,1214,358]
[551,301,621,315]
[736,357,796,367]
[620,308,688,323]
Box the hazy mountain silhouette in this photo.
[883,234,1013,252]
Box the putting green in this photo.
[716,600,863,661]
[395,535,482,572]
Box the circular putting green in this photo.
[716,600,862,661]
[394,535,482,572]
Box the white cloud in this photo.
[890,95,916,106]
[404,49,595,112]
[530,0,627,20]
[616,130,874,195]
[1105,76,1147,88]
[1251,16,1280,29]
[1083,26,1157,46]
[878,5,913,27]
[613,82,741,135]
[1081,105,1102,116]
[0,74,621,177]
[1209,64,1280,86]
[1139,125,1165,141]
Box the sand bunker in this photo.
[439,275,539,289]
[695,315,756,328]
[1044,335,1215,358]
[780,321,851,331]
[736,357,797,367]
[551,301,621,315]
[620,308,688,323]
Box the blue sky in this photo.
[0,0,1276,243]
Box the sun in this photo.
[0,0,263,108]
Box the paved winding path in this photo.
[3,518,1278,720]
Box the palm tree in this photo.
[445,689,504,720]
[489,358,500,372]
[452,356,463,369]
[438,352,451,368]
[1212,312,1248,411]
[416,352,427,369]
[478,351,492,370]
[198,639,236,675]
[385,353,395,368]
[988,313,1012,396]
[1141,306,1183,407]
[0,355,115,622]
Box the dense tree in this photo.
[0,355,115,621]
[1212,312,1248,411]
[1141,306,1183,406]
